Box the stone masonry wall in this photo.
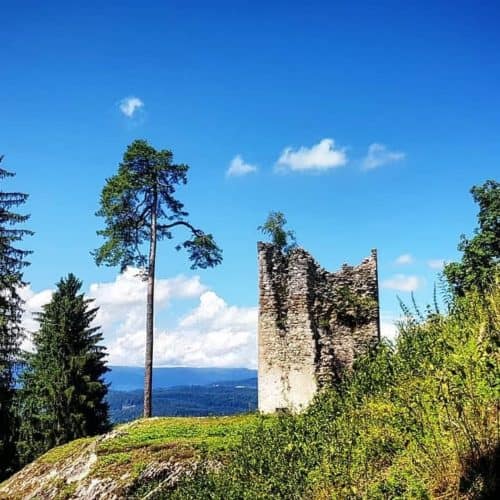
[258,243,380,413]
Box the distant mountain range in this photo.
[106,366,257,391]
[107,377,258,423]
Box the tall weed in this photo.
[170,286,499,499]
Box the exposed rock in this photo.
[0,424,195,500]
[0,415,256,499]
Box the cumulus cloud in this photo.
[107,290,257,368]
[276,138,347,172]
[380,321,398,342]
[382,274,423,292]
[226,155,258,177]
[379,311,401,342]
[119,96,144,118]
[362,143,405,170]
[18,285,54,351]
[88,267,206,331]
[21,269,257,368]
[427,259,445,270]
[395,253,414,265]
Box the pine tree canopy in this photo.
[94,139,222,272]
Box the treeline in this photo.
[0,157,109,478]
[107,382,257,423]
[0,140,224,479]
[170,181,500,498]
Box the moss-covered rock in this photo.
[0,414,262,499]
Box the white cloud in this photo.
[18,285,54,351]
[19,286,53,312]
[427,259,445,270]
[380,311,400,342]
[88,267,206,331]
[226,155,258,177]
[380,321,398,341]
[106,290,257,368]
[276,138,347,172]
[119,96,144,118]
[21,269,257,368]
[362,143,405,170]
[395,253,414,265]
[382,274,423,292]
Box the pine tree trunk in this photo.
[144,191,157,418]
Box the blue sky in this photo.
[2,1,499,367]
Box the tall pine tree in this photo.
[94,140,222,417]
[0,156,32,479]
[17,274,109,464]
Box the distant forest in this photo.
[107,378,257,423]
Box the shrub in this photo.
[170,284,499,499]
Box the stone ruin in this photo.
[258,243,380,413]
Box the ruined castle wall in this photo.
[258,243,380,413]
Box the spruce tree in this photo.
[0,156,32,479]
[17,274,109,464]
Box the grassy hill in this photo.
[171,286,499,499]
[2,286,498,499]
[0,414,265,499]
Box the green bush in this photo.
[170,285,499,499]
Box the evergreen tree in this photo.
[17,274,109,464]
[0,156,32,479]
[94,140,222,417]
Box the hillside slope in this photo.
[2,287,498,499]
[0,415,262,499]
[172,287,499,499]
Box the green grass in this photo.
[7,286,498,499]
[97,414,263,455]
[1,413,267,499]
[39,437,94,465]
[89,413,266,482]
[76,413,263,485]
[171,286,500,499]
